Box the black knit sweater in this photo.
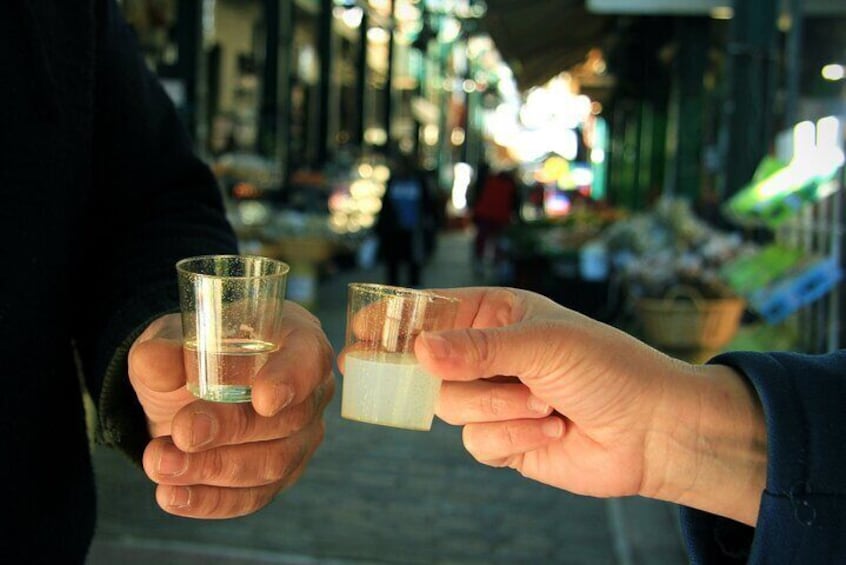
[0,1,238,561]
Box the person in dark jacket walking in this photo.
[1,2,333,562]
[375,152,440,287]
[409,286,846,564]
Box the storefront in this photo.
[118,0,846,353]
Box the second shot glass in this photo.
[341,283,459,431]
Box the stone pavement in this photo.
[87,229,689,565]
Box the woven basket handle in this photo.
[663,285,705,310]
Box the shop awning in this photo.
[481,0,615,91]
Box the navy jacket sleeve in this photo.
[73,1,239,462]
[680,350,846,564]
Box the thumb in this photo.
[128,337,186,394]
[415,323,566,383]
[128,314,195,437]
[128,313,187,394]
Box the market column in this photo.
[722,0,778,197]
[316,0,334,168]
[670,17,708,202]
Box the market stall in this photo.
[499,202,624,322]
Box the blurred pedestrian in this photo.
[375,152,439,287]
[471,164,519,274]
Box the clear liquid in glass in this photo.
[184,338,277,403]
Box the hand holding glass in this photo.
[176,255,289,403]
[341,283,459,431]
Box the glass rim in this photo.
[347,282,460,304]
[176,254,290,279]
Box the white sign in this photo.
[588,0,846,15]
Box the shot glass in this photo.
[176,255,290,403]
[341,283,460,431]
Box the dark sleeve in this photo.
[73,0,239,463]
[679,350,846,564]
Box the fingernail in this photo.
[422,333,452,359]
[542,418,564,438]
[190,412,215,448]
[158,444,188,476]
[275,383,295,412]
[169,486,192,509]
[527,395,550,414]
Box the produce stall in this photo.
[499,204,625,322]
[601,198,756,357]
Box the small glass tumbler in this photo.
[341,283,460,431]
[176,255,289,403]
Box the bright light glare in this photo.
[570,167,594,187]
[422,124,439,146]
[591,148,606,164]
[710,6,733,19]
[367,27,390,44]
[821,64,845,81]
[792,121,816,160]
[373,164,391,183]
[364,127,388,146]
[439,17,461,43]
[451,162,473,210]
[817,116,841,150]
[357,163,374,178]
[341,7,364,28]
[450,127,466,146]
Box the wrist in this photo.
[641,361,767,526]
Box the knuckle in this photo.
[260,452,288,484]
[251,485,276,512]
[322,375,337,406]
[501,421,522,449]
[482,387,509,417]
[505,454,526,472]
[461,425,485,462]
[201,449,228,483]
[313,375,335,413]
[232,406,257,441]
[286,401,313,433]
[464,329,492,369]
[313,419,326,447]
[201,487,227,516]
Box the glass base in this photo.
[340,411,433,431]
[188,383,252,403]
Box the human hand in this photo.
[127,302,335,519]
[415,287,766,525]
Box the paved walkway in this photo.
[87,229,689,565]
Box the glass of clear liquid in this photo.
[341,283,459,431]
[176,255,289,403]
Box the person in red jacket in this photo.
[471,165,519,275]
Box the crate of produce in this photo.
[748,256,843,324]
[720,244,805,296]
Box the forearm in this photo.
[642,362,767,526]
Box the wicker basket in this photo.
[635,287,745,350]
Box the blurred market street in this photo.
[87,229,689,565]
